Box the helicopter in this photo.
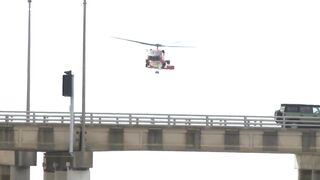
[113,37,192,73]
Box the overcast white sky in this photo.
[1,0,320,179]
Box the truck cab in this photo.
[275,104,320,128]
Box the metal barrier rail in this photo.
[1,111,320,128]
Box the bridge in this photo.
[1,111,320,180]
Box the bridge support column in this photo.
[296,154,320,180]
[43,151,92,180]
[0,150,37,180]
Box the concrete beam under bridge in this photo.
[296,154,320,180]
[0,150,36,180]
[43,151,93,180]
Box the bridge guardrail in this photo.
[1,111,320,128]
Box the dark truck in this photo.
[274,104,320,128]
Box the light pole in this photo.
[81,0,87,152]
[26,0,32,121]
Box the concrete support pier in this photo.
[296,154,320,180]
[43,151,93,180]
[0,150,37,180]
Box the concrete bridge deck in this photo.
[1,111,320,180]
[1,111,320,153]
[1,123,320,154]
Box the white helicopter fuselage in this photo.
[145,49,174,70]
[146,49,164,69]
[113,37,177,71]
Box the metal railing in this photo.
[1,111,320,128]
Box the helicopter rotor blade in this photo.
[113,37,194,48]
[112,37,159,47]
[163,45,195,48]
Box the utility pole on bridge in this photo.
[26,0,32,121]
[81,0,87,152]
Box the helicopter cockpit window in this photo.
[148,56,161,61]
[148,50,161,56]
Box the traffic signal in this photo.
[63,71,73,97]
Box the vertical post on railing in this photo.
[186,119,190,126]
[90,113,93,124]
[282,114,286,128]
[129,114,132,125]
[151,118,155,125]
[32,112,35,123]
[168,115,171,126]
[5,115,9,123]
[116,117,119,125]
[136,118,139,125]
[244,116,248,127]
[205,116,209,126]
